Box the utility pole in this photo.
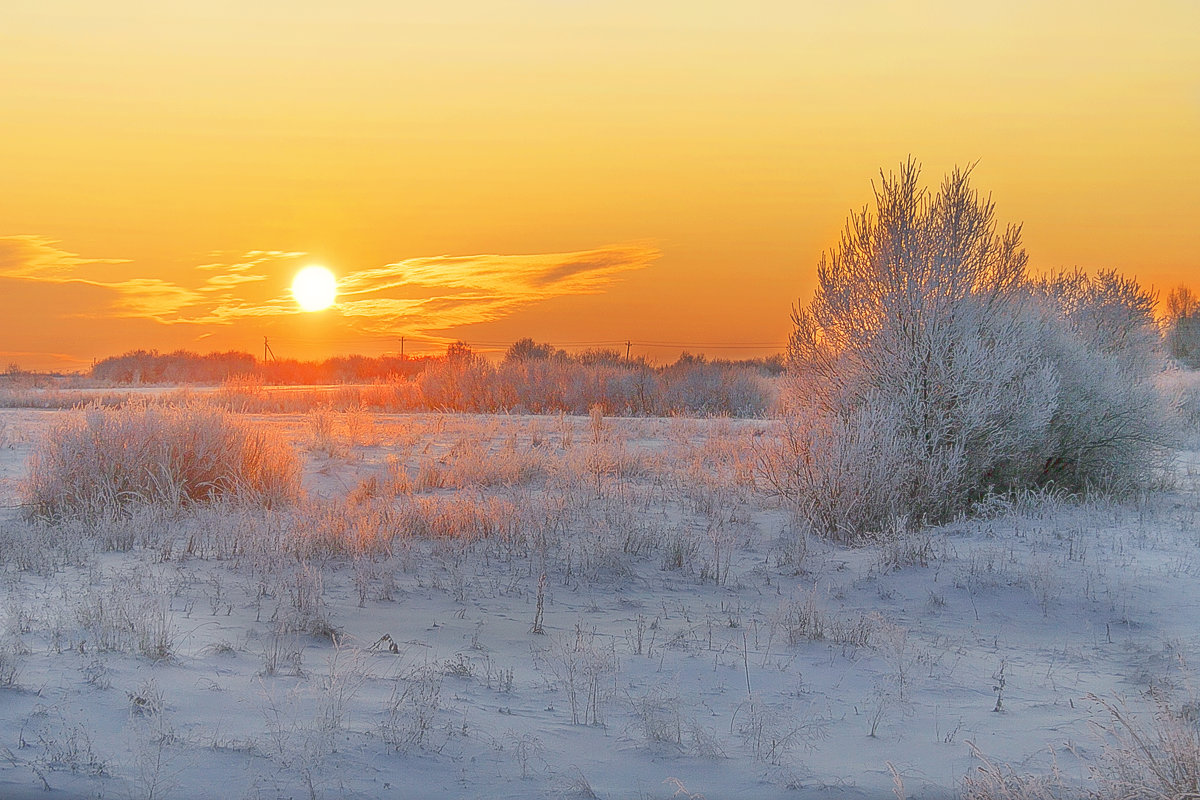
[399,336,405,359]
[263,337,276,362]
[625,340,632,362]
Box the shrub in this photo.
[1028,271,1172,491]
[25,401,302,520]
[961,693,1200,800]
[1164,369,1200,436]
[961,741,1071,800]
[759,401,911,539]
[783,160,1172,539]
[1089,693,1200,800]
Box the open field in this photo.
[0,405,1197,799]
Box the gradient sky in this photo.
[2,1,1197,371]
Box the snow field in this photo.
[0,408,1196,799]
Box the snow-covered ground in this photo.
[0,408,1196,799]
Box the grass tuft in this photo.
[24,401,301,520]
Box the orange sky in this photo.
[1,1,1197,371]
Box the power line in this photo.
[268,338,782,347]
[632,342,782,350]
[260,334,784,353]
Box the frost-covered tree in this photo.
[503,338,561,364]
[1164,285,1200,368]
[1030,269,1168,488]
[780,160,1171,539]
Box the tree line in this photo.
[90,344,784,417]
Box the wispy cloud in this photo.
[95,278,206,319]
[201,273,268,289]
[0,238,207,323]
[195,251,307,272]
[0,235,127,279]
[335,243,659,334]
[0,236,659,345]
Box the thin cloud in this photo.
[0,236,659,347]
[335,243,659,334]
[197,251,306,272]
[85,278,206,320]
[336,297,429,318]
[0,237,294,325]
[0,235,127,279]
[188,243,659,335]
[202,273,269,289]
[0,348,92,371]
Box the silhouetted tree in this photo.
[503,338,560,364]
[1164,285,1200,368]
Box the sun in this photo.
[292,265,338,312]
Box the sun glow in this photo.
[292,266,337,312]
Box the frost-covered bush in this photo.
[761,401,909,538]
[25,401,302,520]
[1029,270,1171,491]
[658,354,774,416]
[415,343,774,416]
[1164,369,1200,437]
[1089,693,1200,800]
[416,343,496,411]
[783,160,1171,539]
[962,693,1200,800]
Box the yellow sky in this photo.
[1,1,1197,371]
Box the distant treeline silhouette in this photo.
[91,348,432,385]
[91,342,783,416]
